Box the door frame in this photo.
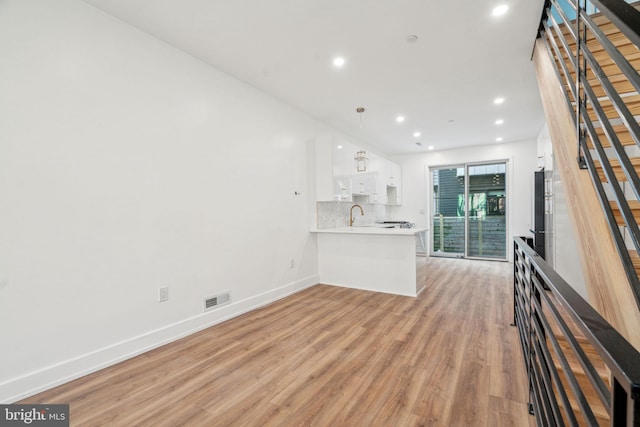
[429,159,509,261]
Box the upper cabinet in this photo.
[389,163,401,188]
[333,175,352,202]
[386,162,402,205]
[315,137,401,205]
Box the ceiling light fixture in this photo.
[354,150,368,172]
[414,131,421,137]
[494,97,505,105]
[495,119,504,125]
[396,115,405,123]
[492,5,509,16]
[496,137,503,142]
[333,57,346,67]
[406,35,418,43]
[428,146,435,150]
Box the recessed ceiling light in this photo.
[496,137,503,142]
[492,5,509,16]
[396,115,405,123]
[494,97,505,105]
[428,146,435,150]
[333,57,346,67]
[495,119,504,125]
[337,145,343,149]
[406,35,419,43]
[448,119,455,124]
[414,131,421,137]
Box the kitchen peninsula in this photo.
[312,226,428,297]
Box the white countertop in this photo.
[311,226,429,236]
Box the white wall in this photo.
[391,140,538,261]
[0,0,358,402]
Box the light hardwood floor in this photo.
[21,257,534,426]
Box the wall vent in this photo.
[204,292,230,311]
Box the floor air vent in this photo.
[204,292,230,311]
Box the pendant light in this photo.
[356,107,365,128]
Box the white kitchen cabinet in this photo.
[352,172,376,196]
[374,172,388,204]
[315,137,402,204]
[314,228,428,296]
[333,175,352,201]
[388,163,401,187]
[386,162,402,205]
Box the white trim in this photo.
[0,275,319,403]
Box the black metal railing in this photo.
[537,0,640,310]
[514,236,640,426]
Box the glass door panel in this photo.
[466,163,507,260]
[430,162,508,260]
[431,166,465,257]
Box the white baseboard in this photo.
[0,275,319,403]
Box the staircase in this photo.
[544,0,640,310]
[518,0,640,425]
[535,0,640,349]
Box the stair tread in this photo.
[543,292,609,369]
[586,95,640,123]
[552,344,610,426]
[562,73,638,98]
[594,156,640,182]
[587,124,637,148]
[554,337,608,377]
[545,293,611,426]
[628,250,640,275]
[548,332,611,426]
[556,387,609,420]
[556,385,610,426]
[609,199,640,227]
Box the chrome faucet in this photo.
[349,204,364,226]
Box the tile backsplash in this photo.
[316,201,397,229]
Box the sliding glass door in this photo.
[466,163,507,259]
[431,166,465,258]
[431,162,507,260]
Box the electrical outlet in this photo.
[290,259,295,269]
[158,287,169,302]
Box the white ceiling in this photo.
[83,0,546,155]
